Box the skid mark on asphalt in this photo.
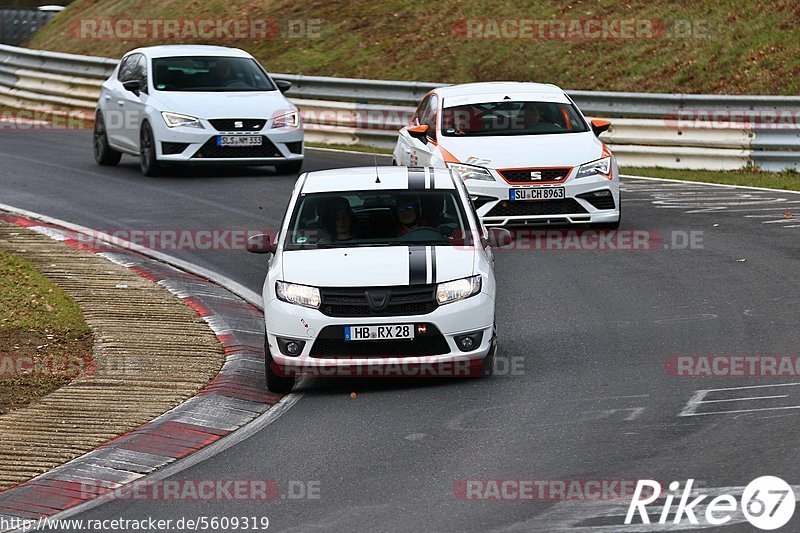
[501,485,800,532]
[678,382,800,417]
[621,179,800,228]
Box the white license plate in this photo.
[217,135,263,147]
[509,187,565,201]
[344,324,414,341]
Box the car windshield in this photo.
[151,56,276,92]
[284,190,474,250]
[441,100,589,137]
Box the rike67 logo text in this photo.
[625,477,795,530]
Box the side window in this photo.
[413,95,431,126]
[421,95,438,141]
[117,55,137,82]
[133,55,148,93]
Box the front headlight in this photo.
[447,163,495,181]
[161,112,204,129]
[271,111,299,129]
[276,281,321,309]
[576,156,612,179]
[436,275,482,305]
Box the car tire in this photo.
[139,122,162,177]
[264,334,295,393]
[93,112,122,166]
[276,160,303,175]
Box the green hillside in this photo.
[27,0,800,95]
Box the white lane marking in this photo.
[699,395,788,403]
[679,382,800,418]
[682,405,800,417]
[15,393,305,531]
[701,382,800,392]
[678,390,708,417]
[0,202,262,306]
[590,407,645,421]
[0,202,309,527]
[566,394,650,402]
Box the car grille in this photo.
[577,192,616,210]
[309,324,450,358]
[208,118,265,131]
[192,136,282,159]
[499,167,571,183]
[319,284,437,317]
[485,198,588,217]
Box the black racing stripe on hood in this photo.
[408,167,426,190]
[408,245,427,285]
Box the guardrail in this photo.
[0,44,798,171]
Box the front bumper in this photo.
[465,169,620,227]
[151,118,304,165]
[264,291,495,374]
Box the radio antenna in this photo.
[371,144,381,183]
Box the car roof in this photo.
[433,81,565,99]
[300,167,456,194]
[124,45,253,59]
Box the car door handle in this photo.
[116,100,125,106]
[103,95,111,100]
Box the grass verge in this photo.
[0,248,93,415]
[620,167,800,192]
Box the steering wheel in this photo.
[399,227,445,240]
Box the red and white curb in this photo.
[0,212,287,528]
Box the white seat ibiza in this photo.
[248,166,509,393]
[93,45,303,176]
[393,82,620,229]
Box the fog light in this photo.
[455,331,484,352]
[277,337,306,357]
[286,342,301,355]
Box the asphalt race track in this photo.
[1,129,799,532]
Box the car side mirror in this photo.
[122,80,141,96]
[408,124,429,144]
[247,234,276,254]
[591,118,611,136]
[275,80,292,94]
[486,227,513,249]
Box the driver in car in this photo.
[396,197,429,236]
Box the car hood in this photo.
[281,246,476,287]
[150,90,294,120]
[439,131,604,169]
